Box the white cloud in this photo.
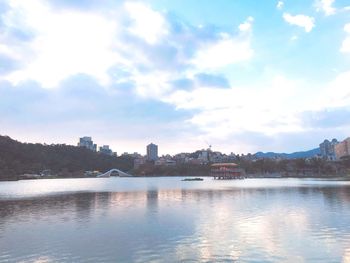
[345,24,350,33]
[191,33,253,70]
[238,16,254,32]
[2,0,124,87]
[133,71,172,98]
[277,1,284,10]
[341,38,350,53]
[315,0,336,16]
[163,75,304,139]
[0,44,19,60]
[0,0,174,88]
[341,23,350,53]
[283,13,315,32]
[189,17,255,70]
[0,0,254,91]
[124,2,168,44]
[314,70,350,109]
[161,69,350,149]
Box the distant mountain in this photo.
[254,148,320,159]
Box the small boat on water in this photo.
[181,178,204,181]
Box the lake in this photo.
[0,177,350,262]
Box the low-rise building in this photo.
[155,158,176,166]
[134,157,146,169]
[198,150,209,163]
[211,151,227,163]
[174,153,190,164]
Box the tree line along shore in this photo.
[0,135,349,181]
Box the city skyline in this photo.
[1,0,350,154]
[75,135,350,159]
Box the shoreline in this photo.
[1,174,350,182]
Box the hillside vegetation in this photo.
[0,135,134,180]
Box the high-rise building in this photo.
[147,143,158,161]
[319,138,338,160]
[335,137,350,160]
[99,145,113,156]
[78,137,97,151]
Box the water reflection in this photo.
[0,179,350,262]
[146,189,159,211]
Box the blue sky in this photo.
[0,0,350,155]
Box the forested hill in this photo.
[0,135,134,180]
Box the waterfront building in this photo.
[147,143,158,161]
[320,139,338,160]
[78,137,97,151]
[335,137,350,160]
[211,163,245,180]
[99,145,113,156]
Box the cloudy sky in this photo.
[0,0,350,155]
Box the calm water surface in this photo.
[1,177,350,262]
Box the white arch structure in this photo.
[97,169,133,178]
